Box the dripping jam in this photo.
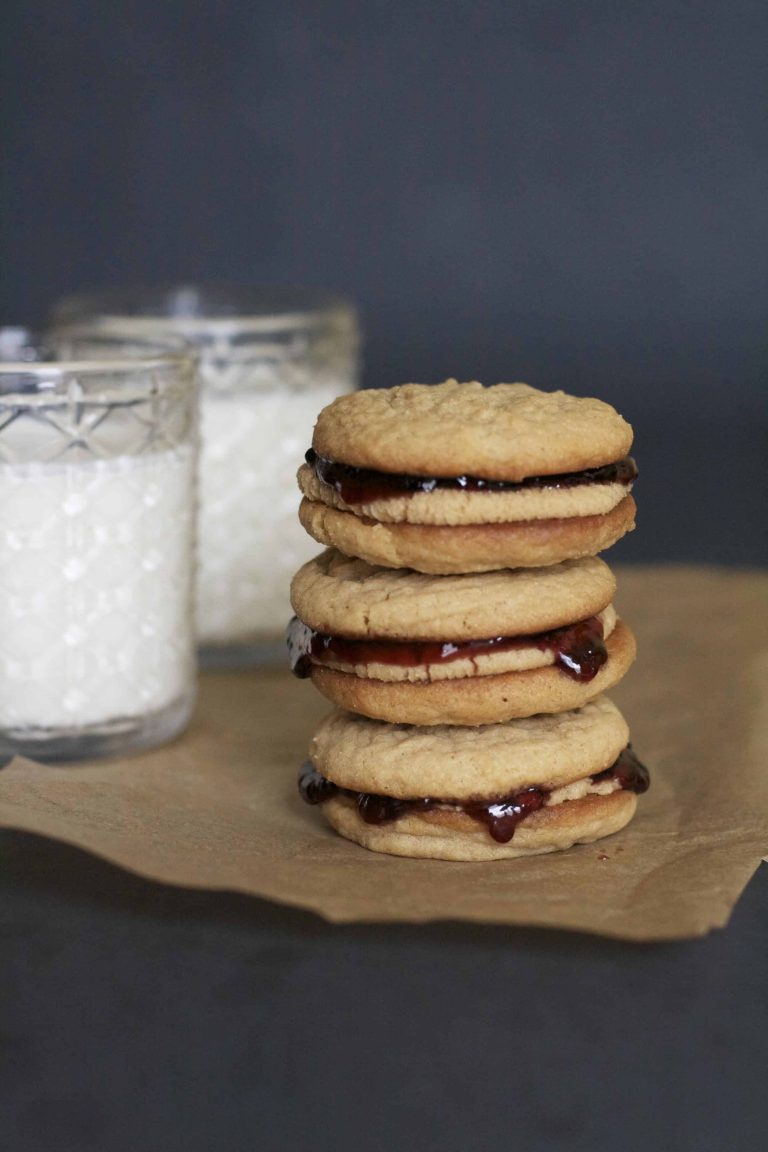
[287,614,609,684]
[299,747,649,844]
[306,448,637,506]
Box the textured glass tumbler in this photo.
[54,287,360,665]
[0,328,198,762]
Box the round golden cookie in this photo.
[312,380,633,480]
[309,619,635,725]
[298,462,631,526]
[291,549,616,640]
[310,695,629,799]
[323,789,637,861]
[299,494,636,574]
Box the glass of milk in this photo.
[52,287,360,664]
[0,327,198,762]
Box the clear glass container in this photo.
[0,328,198,762]
[53,286,360,665]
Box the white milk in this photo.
[0,445,195,730]
[196,386,342,644]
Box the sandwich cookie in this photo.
[300,698,649,860]
[289,550,635,725]
[298,380,637,573]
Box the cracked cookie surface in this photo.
[311,380,633,480]
[309,696,630,798]
[291,549,616,639]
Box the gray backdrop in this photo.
[1,0,766,563]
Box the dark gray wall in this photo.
[2,1,766,563]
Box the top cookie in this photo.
[312,380,633,481]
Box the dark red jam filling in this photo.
[306,448,637,505]
[298,746,649,844]
[287,614,608,683]
[591,745,650,792]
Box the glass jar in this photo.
[53,286,360,664]
[0,328,198,761]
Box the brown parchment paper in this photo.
[0,566,766,941]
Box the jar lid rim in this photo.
[52,285,359,337]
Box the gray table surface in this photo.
[1,830,767,1152]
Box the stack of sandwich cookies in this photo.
[290,379,648,861]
